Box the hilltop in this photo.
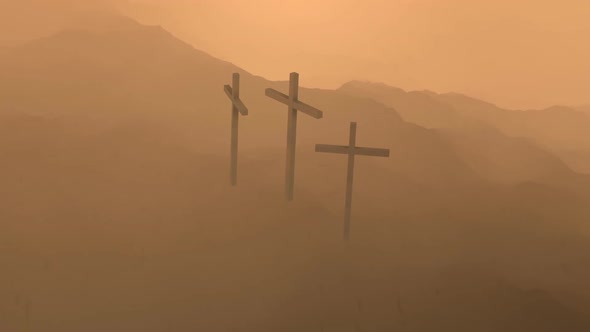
[1,14,590,332]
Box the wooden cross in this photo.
[315,122,390,241]
[224,73,249,186]
[266,72,323,201]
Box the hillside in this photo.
[339,81,577,183]
[340,81,590,173]
[1,15,590,331]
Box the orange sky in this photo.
[2,0,589,109]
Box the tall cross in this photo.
[266,72,323,201]
[315,122,390,241]
[224,73,249,186]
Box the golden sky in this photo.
[2,0,589,109]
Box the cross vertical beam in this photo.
[286,73,299,201]
[230,73,240,186]
[344,122,357,241]
[265,72,323,201]
[224,73,249,186]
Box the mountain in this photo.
[2,14,590,331]
[339,81,576,183]
[437,95,590,174]
[340,81,590,174]
[339,81,467,129]
[0,17,483,188]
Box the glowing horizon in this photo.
[2,0,589,109]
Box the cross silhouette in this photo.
[315,122,390,240]
[266,72,323,201]
[224,73,249,186]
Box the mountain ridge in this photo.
[2,15,590,330]
[340,79,590,174]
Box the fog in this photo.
[1,2,590,331]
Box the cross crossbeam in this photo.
[224,85,248,116]
[315,122,390,241]
[266,72,323,201]
[265,89,323,119]
[223,73,249,186]
[315,145,390,157]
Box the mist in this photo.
[1,1,590,331]
[120,0,590,109]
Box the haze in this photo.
[3,0,588,109]
[2,1,590,331]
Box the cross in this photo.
[315,122,390,241]
[224,73,249,186]
[266,72,323,201]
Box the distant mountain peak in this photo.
[13,16,227,64]
[16,12,173,52]
[541,105,581,114]
[419,90,439,97]
[18,21,191,58]
[340,81,447,100]
[438,92,501,110]
[339,80,407,96]
[64,11,146,34]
